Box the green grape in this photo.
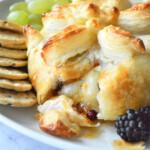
[53,0,70,6]
[30,23,43,31]
[25,0,37,3]
[52,4,59,9]
[7,11,29,26]
[29,14,42,25]
[9,2,28,13]
[28,0,55,14]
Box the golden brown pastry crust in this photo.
[24,24,101,104]
[117,2,150,34]
[99,25,145,53]
[24,0,121,104]
[97,54,150,120]
[38,95,100,137]
[42,1,119,33]
[39,110,81,138]
[37,95,99,127]
[98,25,146,68]
[23,25,42,54]
[41,25,96,66]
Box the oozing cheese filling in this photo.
[59,67,101,112]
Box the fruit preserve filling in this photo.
[73,103,98,121]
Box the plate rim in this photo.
[0,113,97,150]
[0,1,149,150]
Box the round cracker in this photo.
[0,78,32,92]
[0,67,28,80]
[0,20,23,33]
[0,47,27,59]
[0,29,25,45]
[0,88,36,107]
[0,57,27,67]
[0,42,27,50]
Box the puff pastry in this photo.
[97,54,150,120]
[117,2,150,34]
[98,25,145,69]
[38,95,99,127]
[42,1,119,33]
[24,0,120,104]
[40,110,81,138]
[24,24,101,103]
[38,95,99,137]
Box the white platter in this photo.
[0,0,150,150]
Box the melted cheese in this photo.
[60,67,101,111]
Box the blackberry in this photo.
[115,106,150,143]
[141,106,150,121]
[140,106,150,134]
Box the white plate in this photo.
[0,0,150,150]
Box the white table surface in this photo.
[0,122,61,150]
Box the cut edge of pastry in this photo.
[39,110,81,138]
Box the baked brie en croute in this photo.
[24,0,150,137]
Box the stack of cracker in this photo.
[0,20,36,107]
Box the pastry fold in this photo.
[98,25,145,68]
[117,2,150,34]
[42,1,119,33]
[24,24,101,104]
